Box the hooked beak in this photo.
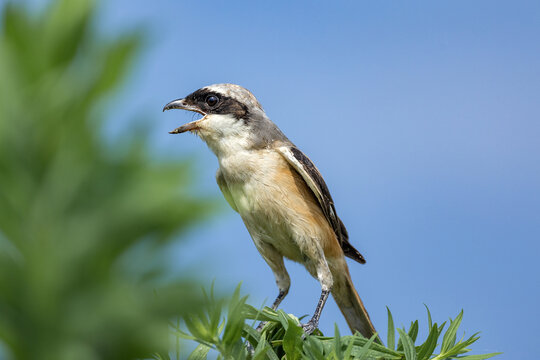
[162,98,206,134]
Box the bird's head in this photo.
[163,84,288,154]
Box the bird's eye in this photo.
[205,95,219,107]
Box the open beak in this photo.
[162,98,206,134]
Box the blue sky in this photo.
[97,1,539,358]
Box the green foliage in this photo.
[174,287,501,360]
[0,1,215,359]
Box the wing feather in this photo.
[277,146,366,264]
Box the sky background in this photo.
[84,1,539,358]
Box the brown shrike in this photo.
[163,84,378,339]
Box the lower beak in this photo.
[162,98,206,134]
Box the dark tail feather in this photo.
[331,267,382,344]
[342,241,366,264]
[338,218,366,264]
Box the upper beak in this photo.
[163,98,206,134]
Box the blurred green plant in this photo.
[164,286,501,360]
[0,0,215,359]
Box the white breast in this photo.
[218,149,310,261]
[219,149,282,211]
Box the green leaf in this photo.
[343,336,356,360]
[397,321,418,352]
[455,353,502,360]
[88,34,141,98]
[277,310,292,329]
[302,336,326,360]
[243,304,281,322]
[222,285,248,347]
[353,333,379,360]
[173,327,197,341]
[438,321,447,335]
[152,352,170,360]
[408,320,419,343]
[333,324,343,359]
[441,310,463,353]
[42,0,95,68]
[187,343,212,360]
[416,324,439,360]
[443,333,481,357]
[424,304,432,329]
[228,341,248,360]
[265,346,281,360]
[242,323,261,346]
[252,333,272,360]
[435,333,490,360]
[207,284,222,335]
[349,335,402,357]
[282,317,304,360]
[387,307,395,351]
[184,315,214,343]
[350,347,402,360]
[397,328,417,360]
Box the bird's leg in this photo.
[301,289,330,335]
[271,289,288,310]
[301,245,334,335]
[256,289,288,332]
[252,242,290,332]
[255,288,289,332]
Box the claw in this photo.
[301,319,318,337]
[301,289,329,338]
[245,341,255,355]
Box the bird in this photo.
[163,83,379,340]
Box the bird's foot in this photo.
[255,321,267,332]
[245,321,267,354]
[245,341,255,355]
[301,319,319,336]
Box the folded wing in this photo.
[277,146,366,264]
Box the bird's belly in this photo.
[219,150,309,262]
[227,179,305,262]
[219,149,336,263]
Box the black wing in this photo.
[278,146,366,264]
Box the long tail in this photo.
[331,265,382,344]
